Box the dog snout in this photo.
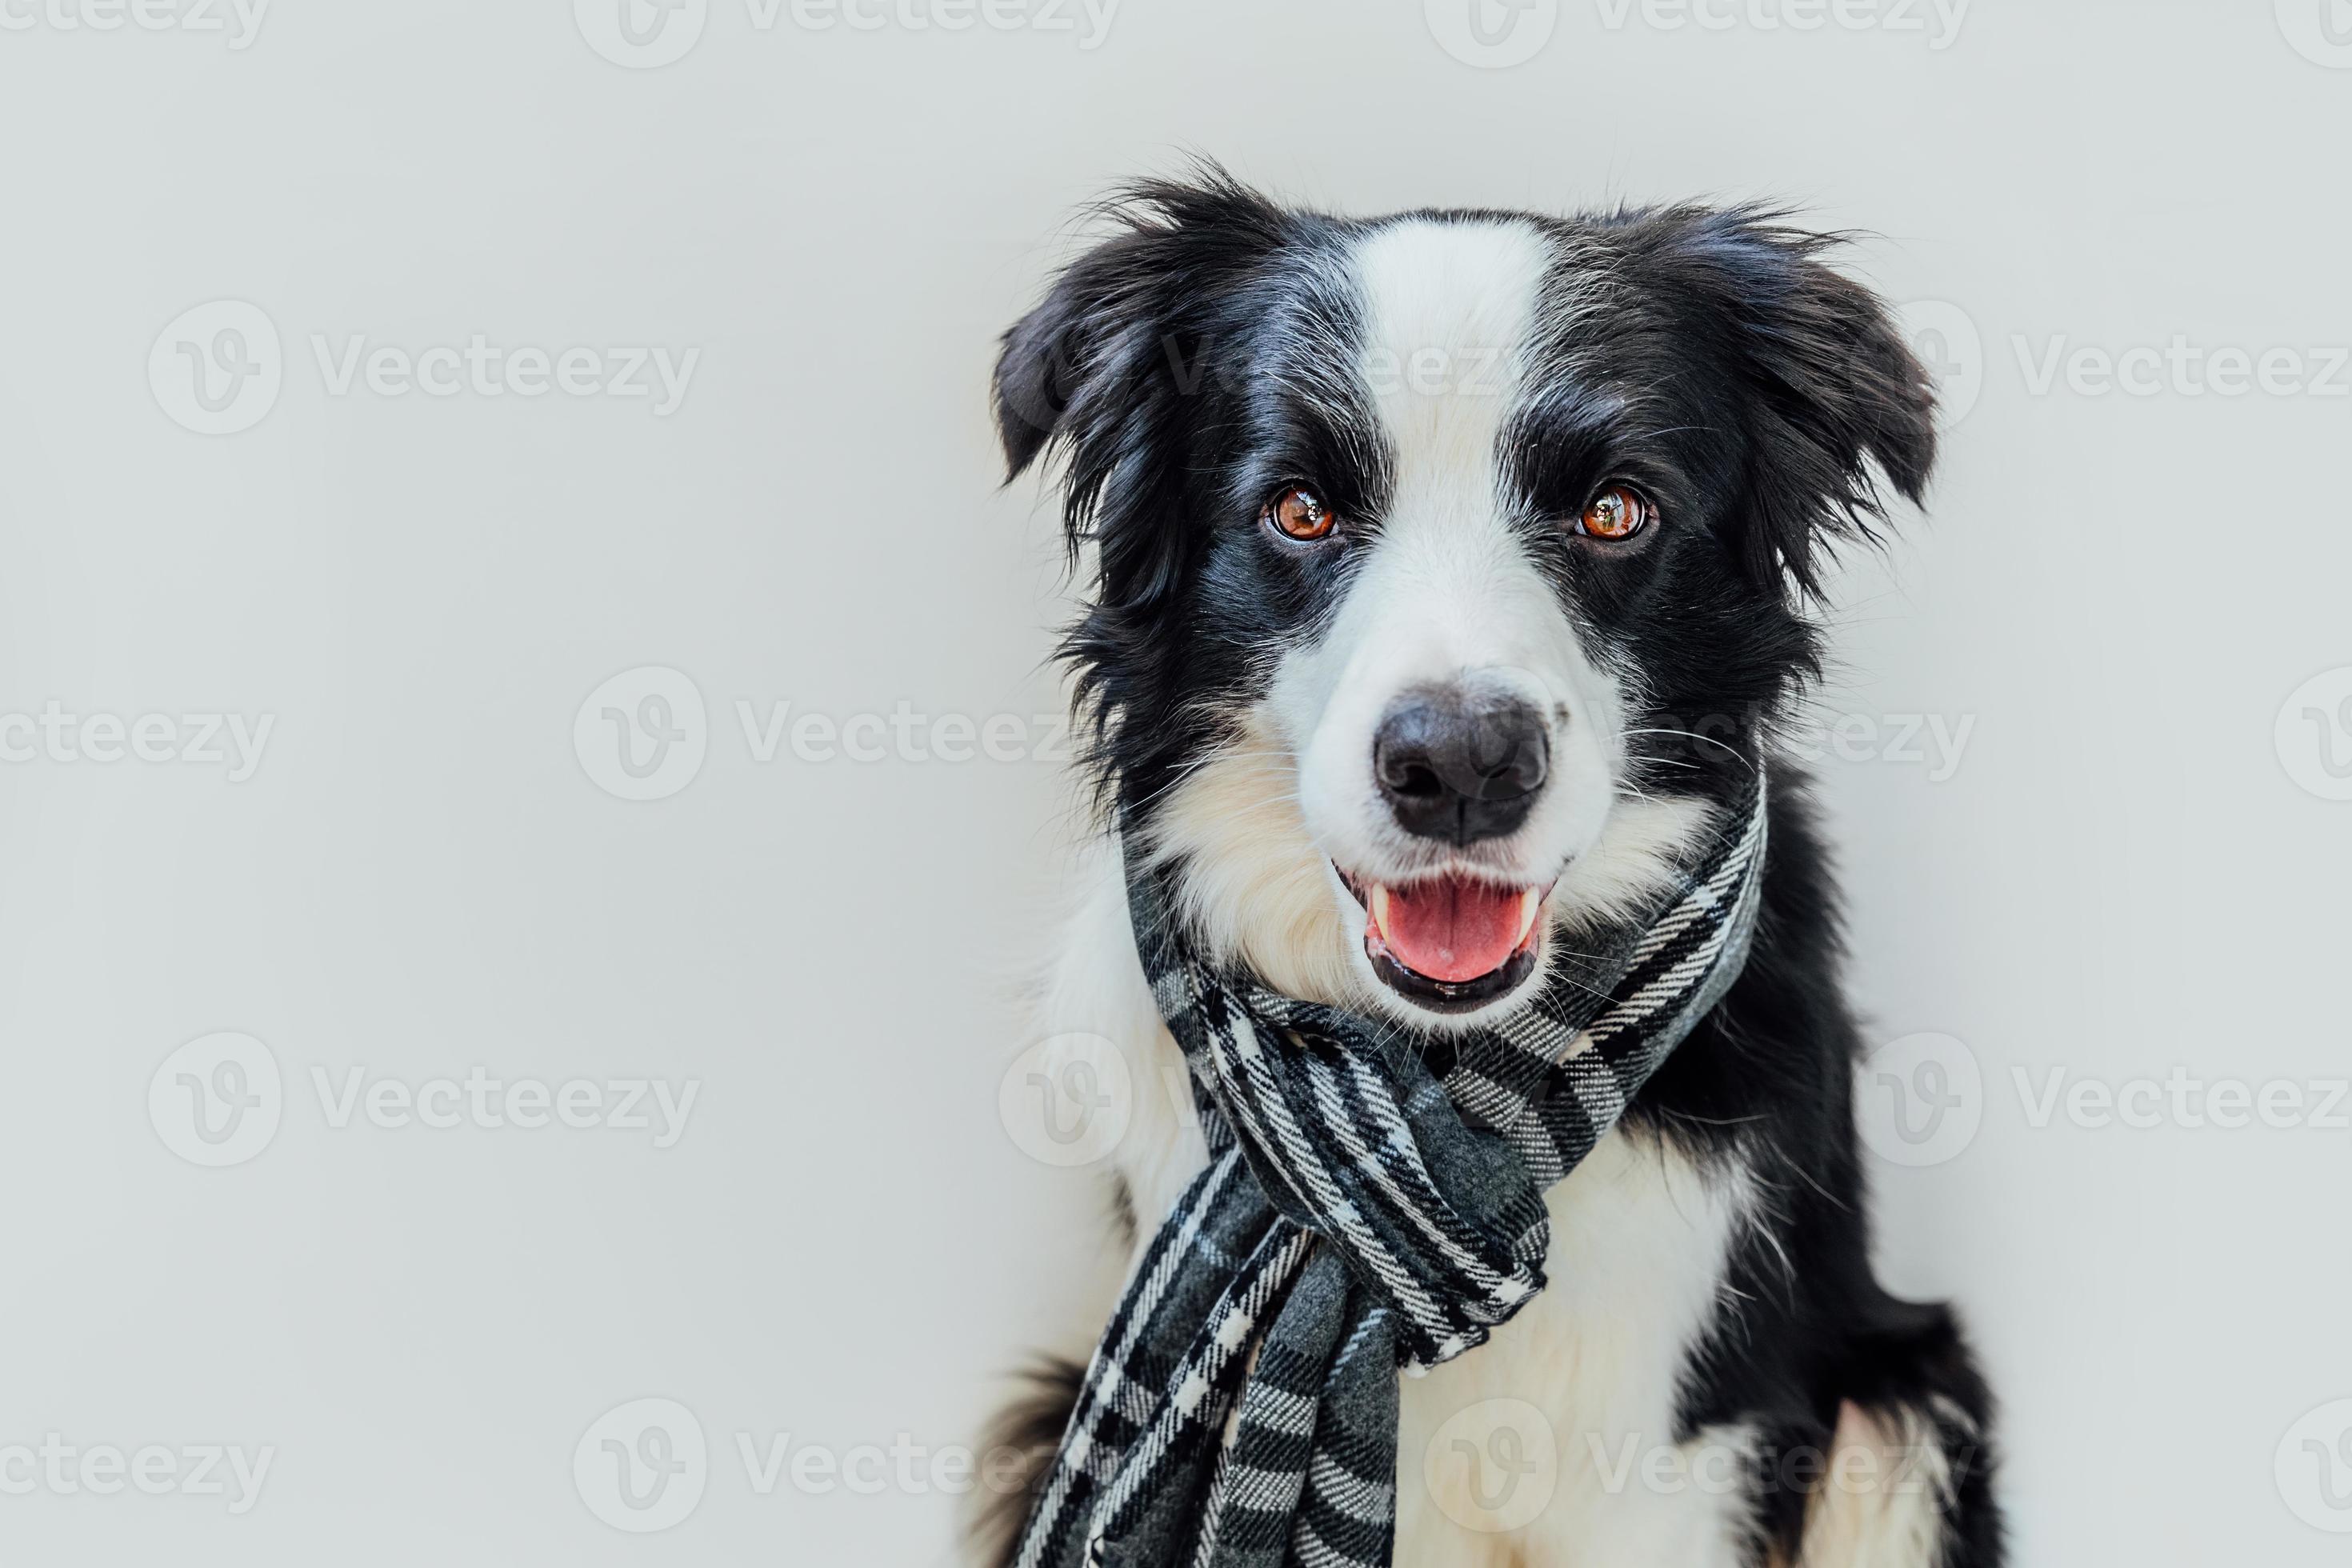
[1372,686,1551,846]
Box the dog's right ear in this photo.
[991,170,1291,803]
[992,258,1110,484]
[991,170,1289,514]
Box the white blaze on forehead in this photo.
[1348,217,1553,493]
[1300,217,1581,706]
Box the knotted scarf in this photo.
[1012,772,1770,1568]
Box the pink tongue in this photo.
[1379,878,1525,983]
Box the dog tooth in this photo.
[1516,886,1541,943]
[1370,884,1391,939]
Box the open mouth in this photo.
[1335,866,1551,1014]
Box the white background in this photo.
[2,0,2349,1562]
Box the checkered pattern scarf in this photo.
[1010,774,1770,1568]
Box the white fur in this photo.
[1790,1400,1967,1568]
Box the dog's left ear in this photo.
[1658,210,1939,598]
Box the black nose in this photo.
[1373,689,1551,846]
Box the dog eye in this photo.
[1574,485,1654,542]
[1262,486,1338,542]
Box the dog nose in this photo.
[1372,688,1550,845]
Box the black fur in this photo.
[989,167,2000,1566]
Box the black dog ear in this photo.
[991,170,1294,801]
[992,169,1288,514]
[1650,209,1939,598]
[992,262,1101,483]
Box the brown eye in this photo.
[1576,485,1653,541]
[1262,486,1338,542]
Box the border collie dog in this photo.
[985,171,1999,1567]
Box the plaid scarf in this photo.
[1012,774,1770,1568]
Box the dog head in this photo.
[997,170,1934,1028]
